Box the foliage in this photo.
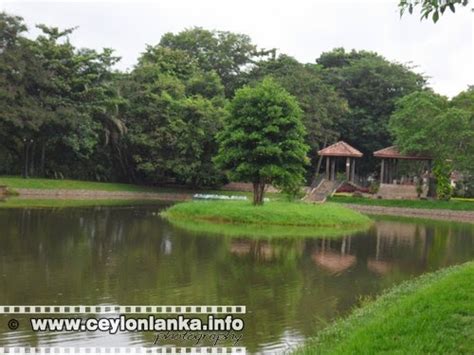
[215,78,309,204]
[389,89,474,196]
[316,48,426,173]
[247,55,349,177]
[159,27,273,97]
[119,46,227,187]
[433,160,453,200]
[296,261,474,354]
[399,0,470,22]
[0,12,122,181]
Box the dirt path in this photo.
[15,188,193,201]
[341,203,474,224]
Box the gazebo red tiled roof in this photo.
[318,141,363,158]
[373,146,432,160]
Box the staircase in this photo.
[304,179,341,203]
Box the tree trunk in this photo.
[252,182,266,205]
[29,142,36,177]
[40,143,46,177]
[23,141,29,179]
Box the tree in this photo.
[247,55,349,179]
[159,27,273,96]
[215,78,309,205]
[398,0,470,22]
[389,89,474,199]
[0,12,122,180]
[120,46,227,187]
[317,48,426,173]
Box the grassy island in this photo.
[296,261,474,354]
[161,200,373,238]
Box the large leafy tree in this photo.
[0,12,121,179]
[247,55,349,179]
[317,48,426,173]
[215,78,309,205]
[120,46,227,187]
[159,27,273,97]
[389,89,474,198]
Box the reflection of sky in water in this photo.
[0,206,473,353]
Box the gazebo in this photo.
[318,141,363,182]
[373,146,432,184]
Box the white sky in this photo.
[1,0,473,97]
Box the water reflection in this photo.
[0,205,473,353]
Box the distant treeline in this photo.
[0,12,471,188]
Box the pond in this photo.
[0,204,473,353]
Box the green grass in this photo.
[161,200,372,228]
[0,176,167,192]
[0,176,281,199]
[167,217,370,239]
[329,195,474,211]
[295,261,474,354]
[0,198,167,209]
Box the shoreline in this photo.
[342,203,474,224]
[13,188,193,202]
[4,188,474,224]
[295,261,474,354]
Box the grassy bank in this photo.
[0,198,168,209]
[329,195,474,211]
[0,176,169,192]
[0,176,271,198]
[168,217,370,239]
[161,200,372,228]
[296,261,474,354]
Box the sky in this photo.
[1,0,473,97]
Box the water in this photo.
[0,204,473,353]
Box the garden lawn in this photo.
[161,200,372,228]
[330,195,474,211]
[295,261,474,354]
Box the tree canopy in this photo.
[389,89,474,198]
[0,11,470,194]
[316,48,427,173]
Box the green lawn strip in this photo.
[0,198,168,209]
[161,200,372,228]
[0,176,282,199]
[329,195,474,211]
[167,217,369,239]
[295,261,474,354]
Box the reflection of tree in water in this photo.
[0,209,473,352]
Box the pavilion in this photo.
[318,141,363,182]
[373,146,432,184]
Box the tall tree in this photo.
[215,78,309,205]
[120,46,227,186]
[317,48,426,173]
[389,89,474,199]
[159,27,274,96]
[247,55,349,179]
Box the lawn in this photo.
[295,261,474,354]
[0,176,167,192]
[329,195,474,211]
[0,198,168,209]
[161,200,372,228]
[0,176,261,197]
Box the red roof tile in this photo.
[318,141,363,158]
[373,146,432,160]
